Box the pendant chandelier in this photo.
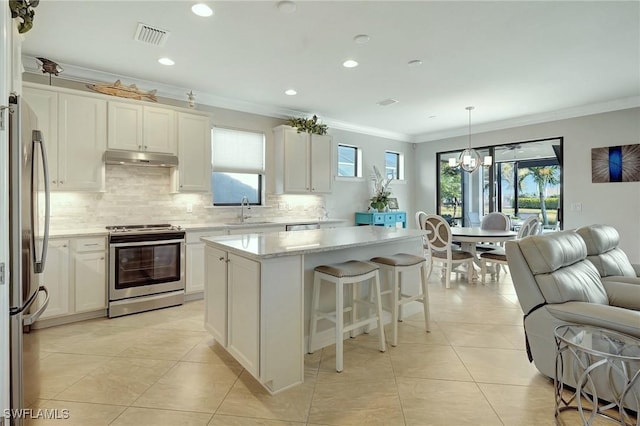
[449,106,492,173]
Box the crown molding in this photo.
[22,55,412,142]
[412,96,640,142]
[23,55,638,144]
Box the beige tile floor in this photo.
[22,271,635,425]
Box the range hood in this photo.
[104,150,178,167]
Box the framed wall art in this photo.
[591,143,640,183]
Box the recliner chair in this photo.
[576,224,640,285]
[505,230,640,410]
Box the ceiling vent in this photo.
[377,98,399,107]
[134,23,170,46]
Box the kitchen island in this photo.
[201,225,426,393]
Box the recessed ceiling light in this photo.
[277,1,297,13]
[428,115,437,119]
[353,34,370,44]
[408,59,423,66]
[343,59,358,68]
[192,3,214,17]
[158,57,175,66]
[285,89,297,96]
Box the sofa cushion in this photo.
[576,225,637,278]
[518,231,608,305]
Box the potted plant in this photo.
[286,115,328,135]
[10,0,39,34]
[369,165,392,212]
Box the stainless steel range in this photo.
[107,224,185,318]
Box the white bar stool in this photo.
[308,260,386,372]
[370,253,430,347]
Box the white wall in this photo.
[415,107,640,262]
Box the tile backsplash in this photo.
[50,165,327,230]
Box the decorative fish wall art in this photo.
[86,80,158,102]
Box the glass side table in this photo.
[554,325,640,425]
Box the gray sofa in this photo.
[576,224,640,285]
[505,229,640,410]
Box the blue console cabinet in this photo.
[355,211,407,228]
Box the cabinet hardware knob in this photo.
[218,256,225,261]
[52,180,57,184]
[60,181,64,184]
[225,259,231,263]
[100,257,104,260]
[144,145,148,149]
[62,245,67,248]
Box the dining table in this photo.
[450,227,518,279]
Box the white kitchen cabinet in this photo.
[107,101,177,154]
[226,253,260,376]
[34,236,107,326]
[204,245,228,346]
[73,237,107,312]
[185,229,225,295]
[23,84,106,191]
[273,125,333,194]
[38,239,70,319]
[175,112,211,192]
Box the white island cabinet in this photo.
[202,226,425,394]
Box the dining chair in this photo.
[476,212,512,266]
[415,211,429,257]
[421,214,474,289]
[479,216,539,284]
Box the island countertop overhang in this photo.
[201,226,426,260]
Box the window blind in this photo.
[212,127,265,173]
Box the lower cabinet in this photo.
[74,250,106,312]
[204,247,260,376]
[36,236,107,324]
[38,239,70,319]
[226,253,260,376]
[186,229,226,295]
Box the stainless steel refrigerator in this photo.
[8,94,51,425]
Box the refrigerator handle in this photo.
[32,130,50,274]
[23,286,49,326]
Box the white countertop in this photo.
[181,218,346,231]
[201,226,426,259]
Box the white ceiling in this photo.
[20,1,640,142]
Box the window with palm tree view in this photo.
[437,138,562,230]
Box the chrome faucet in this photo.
[240,196,251,223]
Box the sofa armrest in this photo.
[602,281,640,310]
[546,302,640,339]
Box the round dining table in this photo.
[450,227,518,279]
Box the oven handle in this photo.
[109,239,185,248]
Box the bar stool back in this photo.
[308,260,386,372]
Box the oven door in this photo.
[109,239,185,301]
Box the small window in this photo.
[385,151,403,180]
[338,144,362,177]
[211,128,265,205]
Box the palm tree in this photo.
[518,166,560,225]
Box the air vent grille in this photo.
[134,23,170,46]
[377,98,398,107]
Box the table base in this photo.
[555,336,640,426]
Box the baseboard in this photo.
[32,309,107,329]
[185,291,204,302]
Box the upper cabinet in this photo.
[107,101,177,154]
[273,125,333,194]
[174,112,211,192]
[23,84,106,191]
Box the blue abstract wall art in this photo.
[591,143,640,183]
